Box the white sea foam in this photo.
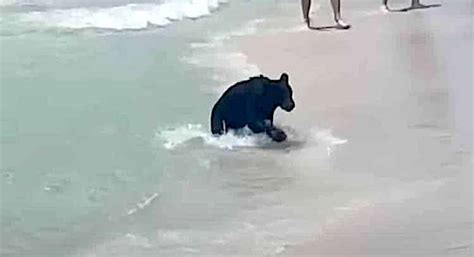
[18,0,229,30]
[124,233,152,248]
[155,123,348,151]
[126,192,160,216]
[181,18,264,93]
[156,123,271,150]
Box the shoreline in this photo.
[238,1,472,256]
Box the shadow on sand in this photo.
[308,24,351,31]
[387,4,441,12]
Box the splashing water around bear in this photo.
[156,123,347,151]
[156,124,272,150]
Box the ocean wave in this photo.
[17,0,229,30]
[182,18,264,94]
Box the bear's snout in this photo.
[281,100,295,112]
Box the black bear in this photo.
[210,73,295,142]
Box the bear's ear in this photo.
[280,73,289,83]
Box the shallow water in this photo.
[1,0,472,256]
[0,0,341,256]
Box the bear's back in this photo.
[215,77,269,126]
[219,77,266,102]
[227,76,265,93]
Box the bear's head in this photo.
[276,73,295,112]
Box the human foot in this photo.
[335,20,351,30]
[399,3,441,11]
[411,3,431,9]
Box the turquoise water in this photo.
[1,28,204,254]
[5,0,466,256]
[0,1,320,256]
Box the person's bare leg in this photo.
[330,0,350,29]
[301,0,311,28]
[382,0,390,11]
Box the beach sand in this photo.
[239,1,472,256]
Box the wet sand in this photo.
[239,1,472,256]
